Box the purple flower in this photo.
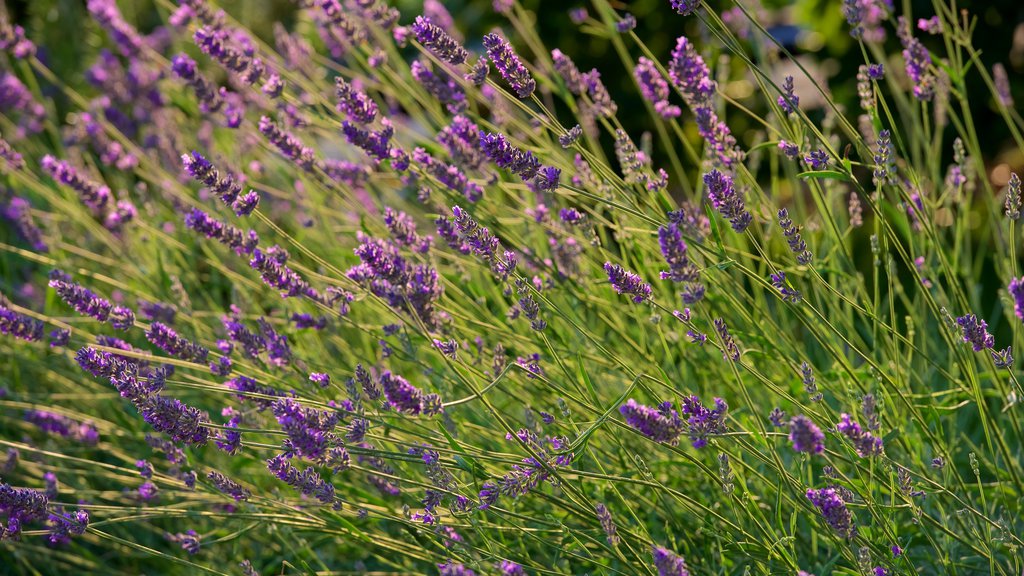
[49,328,70,348]
[216,412,243,454]
[48,270,114,324]
[342,120,394,164]
[167,529,201,554]
[778,208,812,264]
[777,75,799,114]
[806,487,856,539]
[668,36,715,106]
[990,345,1014,369]
[669,0,701,16]
[804,149,830,171]
[681,395,727,448]
[695,106,740,168]
[994,63,1014,107]
[411,16,467,65]
[770,271,802,303]
[249,246,317,299]
[40,155,110,212]
[616,13,636,33]
[498,560,526,576]
[193,26,263,84]
[651,546,690,576]
[24,410,99,444]
[137,481,158,501]
[171,53,223,113]
[87,0,144,56]
[266,454,335,504]
[897,17,935,101]
[482,32,535,98]
[595,503,620,545]
[789,415,825,454]
[146,322,209,363]
[620,399,684,444]
[635,57,680,119]
[433,339,458,359]
[0,23,36,59]
[335,77,378,124]
[2,196,47,251]
[480,131,541,180]
[438,563,476,576]
[207,471,251,501]
[272,398,338,461]
[138,300,177,324]
[873,129,896,185]
[47,508,89,545]
[141,396,211,445]
[181,151,259,216]
[956,313,994,352]
[309,372,331,388]
[1009,277,1024,321]
[559,125,583,147]
[258,116,315,170]
[836,413,884,457]
[184,208,259,255]
[604,262,652,303]
[705,170,751,232]
[380,371,440,416]
[778,140,799,159]
[657,222,698,283]
[0,302,44,342]
[413,148,481,202]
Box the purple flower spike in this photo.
[836,413,884,457]
[48,270,114,324]
[145,322,209,363]
[411,16,468,65]
[806,487,856,539]
[482,32,535,98]
[171,53,223,112]
[635,57,680,119]
[789,415,825,454]
[670,0,702,16]
[704,169,751,232]
[668,36,715,106]
[335,77,378,125]
[619,399,684,445]
[651,545,690,576]
[184,208,260,255]
[258,116,316,171]
[604,262,652,303]
[1009,277,1024,320]
[0,302,45,342]
[955,313,994,352]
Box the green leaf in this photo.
[797,170,851,182]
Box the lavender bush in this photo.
[1,0,1023,573]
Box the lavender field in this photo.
[1,0,1023,574]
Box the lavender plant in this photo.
[1,0,1023,574]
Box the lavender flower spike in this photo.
[411,16,467,65]
[789,415,825,454]
[604,262,652,303]
[482,32,535,98]
[619,399,684,444]
[806,487,856,539]
[1010,277,1024,321]
[651,545,690,576]
[704,169,751,232]
[635,57,680,119]
[956,313,994,352]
